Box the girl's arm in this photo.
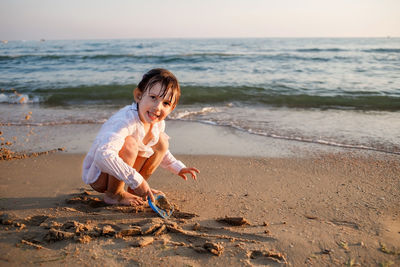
[159,121,199,180]
[159,150,186,174]
[160,150,200,180]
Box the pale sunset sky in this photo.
[1,0,399,40]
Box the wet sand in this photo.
[1,121,400,266]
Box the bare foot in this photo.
[103,191,144,206]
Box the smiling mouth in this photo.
[148,111,160,120]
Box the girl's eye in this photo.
[163,101,171,106]
[150,95,156,100]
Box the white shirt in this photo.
[82,103,186,189]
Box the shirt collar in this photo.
[131,102,138,111]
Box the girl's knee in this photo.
[119,136,138,159]
[154,132,169,154]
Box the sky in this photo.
[1,0,399,40]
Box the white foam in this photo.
[0,93,39,104]
[171,107,218,119]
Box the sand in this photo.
[1,121,400,266]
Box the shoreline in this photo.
[1,119,396,158]
[1,101,399,156]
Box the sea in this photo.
[1,38,399,154]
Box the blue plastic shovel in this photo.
[148,195,174,219]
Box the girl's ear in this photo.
[133,88,142,102]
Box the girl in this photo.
[82,68,199,206]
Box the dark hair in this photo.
[136,68,180,106]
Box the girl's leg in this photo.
[141,132,169,180]
[90,172,108,193]
[127,132,169,195]
[101,136,145,206]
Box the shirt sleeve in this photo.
[160,150,186,174]
[93,122,144,189]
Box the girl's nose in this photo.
[154,100,163,110]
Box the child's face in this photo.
[136,83,175,126]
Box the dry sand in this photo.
[0,121,399,266]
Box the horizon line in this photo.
[2,36,399,42]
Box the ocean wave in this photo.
[179,86,400,111]
[35,84,134,106]
[0,93,38,104]
[0,54,66,60]
[296,48,347,52]
[257,53,331,62]
[0,53,239,61]
[2,84,399,111]
[169,107,218,120]
[362,48,400,53]
[4,50,396,66]
[0,52,340,64]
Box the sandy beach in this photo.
[1,121,399,266]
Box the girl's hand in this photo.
[178,167,200,181]
[130,180,155,202]
[151,188,165,196]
